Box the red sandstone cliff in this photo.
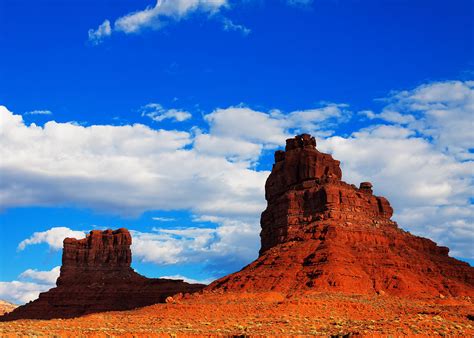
[209,134,474,297]
[1,229,205,320]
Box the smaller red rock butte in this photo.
[1,229,205,321]
[209,134,474,297]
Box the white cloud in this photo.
[0,281,52,304]
[1,106,225,216]
[141,103,192,122]
[131,228,216,265]
[19,266,60,285]
[17,227,85,251]
[378,80,474,160]
[88,19,112,44]
[320,125,472,208]
[204,106,289,145]
[133,216,259,275]
[193,133,263,162]
[222,18,251,35]
[152,216,175,221]
[285,103,350,135]
[89,0,228,43]
[159,274,214,284]
[203,103,347,147]
[196,104,349,162]
[0,266,60,304]
[115,0,227,33]
[24,110,53,116]
[362,110,416,124]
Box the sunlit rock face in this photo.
[209,134,474,298]
[1,229,205,320]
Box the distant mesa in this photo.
[208,134,474,297]
[1,228,205,321]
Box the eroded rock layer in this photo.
[209,134,474,297]
[1,229,205,320]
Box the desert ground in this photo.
[1,291,473,337]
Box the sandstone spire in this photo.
[210,134,474,297]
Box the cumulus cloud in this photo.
[0,281,50,304]
[320,125,472,207]
[204,106,289,145]
[19,266,60,285]
[203,103,348,146]
[134,216,259,275]
[89,0,228,43]
[193,132,263,162]
[17,227,85,251]
[372,80,474,160]
[0,266,59,304]
[320,124,472,210]
[0,106,216,215]
[1,105,274,218]
[141,103,192,122]
[194,104,349,163]
[284,104,351,135]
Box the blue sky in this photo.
[0,0,473,304]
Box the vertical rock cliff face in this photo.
[2,229,205,320]
[210,134,474,297]
[58,228,133,285]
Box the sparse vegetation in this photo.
[1,292,473,336]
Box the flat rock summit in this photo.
[1,228,205,320]
[2,134,473,321]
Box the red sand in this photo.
[1,292,473,336]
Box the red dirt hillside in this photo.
[209,134,474,297]
[1,228,205,320]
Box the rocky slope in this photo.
[209,134,474,297]
[1,229,205,320]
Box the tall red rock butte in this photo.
[209,134,474,297]
[1,228,205,320]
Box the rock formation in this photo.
[1,229,205,320]
[209,134,474,297]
